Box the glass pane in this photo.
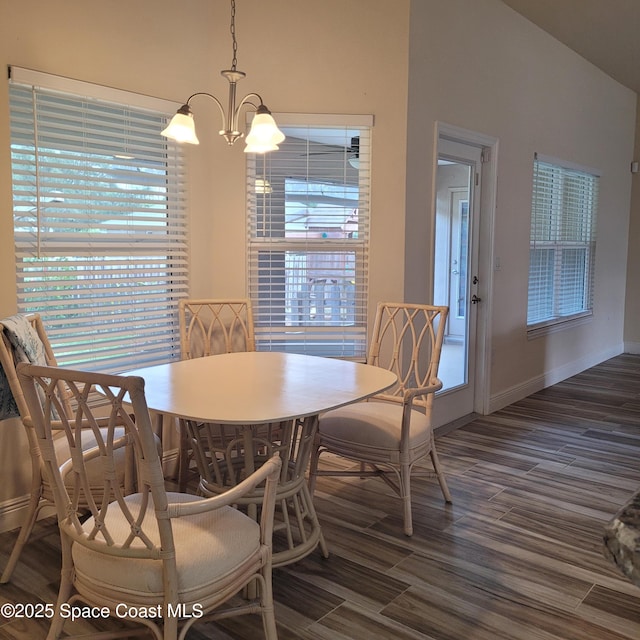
[10,83,187,372]
[285,178,359,239]
[527,247,555,324]
[254,249,358,326]
[559,247,586,316]
[247,121,370,357]
[434,159,471,391]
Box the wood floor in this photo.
[1,353,640,639]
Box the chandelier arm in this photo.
[231,92,264,129]
[185,92,229,133]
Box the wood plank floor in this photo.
[1,353,640,639]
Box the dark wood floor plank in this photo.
[1,354,639,639]
[383,580,637,640]
[309,603,431,640]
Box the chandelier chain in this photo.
[230,0,238,71]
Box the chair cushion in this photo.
[48,429,162,492]
[50,428,128,491]
[319,400,432,451]
[72,492,261,602]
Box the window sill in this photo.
[527,312,593,340]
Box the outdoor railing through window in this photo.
[247,115,373,359]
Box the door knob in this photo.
[471,294,481,304]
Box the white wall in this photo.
[406,0,636,409]
[625,104,640,354]
[0,0,410,531]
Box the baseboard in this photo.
[162,448,179,479]
[435,413,478,437]
[0,494,55,534]
[624,341,640,355]
[488,344,624,414]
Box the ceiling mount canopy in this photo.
[161,0,285,153]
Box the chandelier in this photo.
[162,0,285,153]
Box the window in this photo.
[9,67,187,372]
[247,114,372,359]
[527,154,599,333]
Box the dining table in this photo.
[125,351,397,567]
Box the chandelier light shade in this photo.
[162,105,200,144]
[244,105,285,153]
[161,0,284,153]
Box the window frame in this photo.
[246,113,373,360]
[527,153,599,338]
[9,67,188,372]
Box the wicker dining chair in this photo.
[308,302,452,536]
[0,313,137,583]
[17,362,281,640]
[176,298,255,490]
[179,298,255,359]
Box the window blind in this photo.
[527,154,599,329]
[247,115,372,359]
[9,69,188,372]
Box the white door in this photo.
[432,136,486,426]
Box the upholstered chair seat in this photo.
[73,492,262,604]
[318,401,432,460]
[52,427,128,493]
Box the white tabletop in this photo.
[125,351,396,424]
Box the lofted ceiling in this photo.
[500,0,640,95]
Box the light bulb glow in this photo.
[161,111,200,145]
[244,111,285,153]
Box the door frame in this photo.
[433,122,498,419]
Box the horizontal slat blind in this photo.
[247,116,372,359]
[527,155,599,328]
[10,74,188,372]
